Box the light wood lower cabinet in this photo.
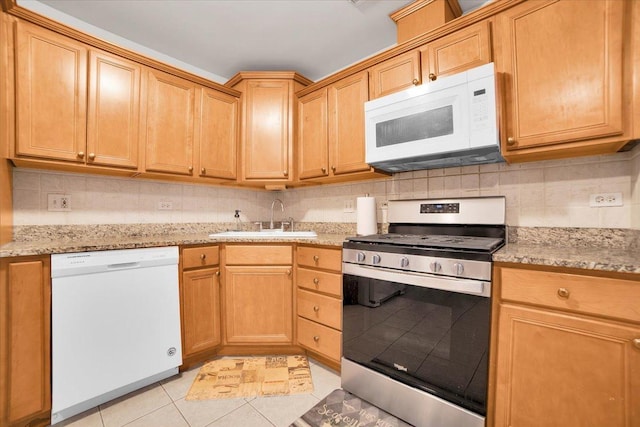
[0,256,51,427]
[295,245,342,370]
[223,245,293,345]
[490,265,640,427]
[180,245,221,367]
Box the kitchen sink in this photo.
[209,230,317,239]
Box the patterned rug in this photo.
[186,355,313,400]
[290,389,413,427]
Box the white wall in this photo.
[13,146,639,229]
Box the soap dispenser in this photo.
[234,209,242,231]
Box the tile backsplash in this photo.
[12,145,640,229]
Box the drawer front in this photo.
[297,246,342,272]
[297,267,342,298]
[225,245,292,265]
[297,317,341,361]
[499,267,640,323]
[297,289,342,330]
[183,246,219,269]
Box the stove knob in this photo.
[400,257,410,268]
[357,252,366,263]
[430,261,442,273]
[453,262,464,276]
[372,254,381,265]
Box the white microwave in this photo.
[365,62,502,172]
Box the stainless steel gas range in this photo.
[341,196,506,427]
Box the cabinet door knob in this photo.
[286,269,291,276]
[633,338,640,349]
[428,73,437,81]
[283,170,288,177]
[313,305,320,312]
[215,270,220,276]
[507,137,516,146]
[88,152,95,161]
[200,254,206,260]
[313,277,319,285]
[321,167,327,173]
[77,151,85,159]
[557,288,570,298]
[188,166,193,172]
[331,166,336,172]
[313,255,319,262]
[201,167,206,174]
[313,335,320,342]
[412,78,419,85]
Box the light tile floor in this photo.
[57,358,341,427]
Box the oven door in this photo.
[342,263,491,416]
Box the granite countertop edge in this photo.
[0,233,348,258]
[493,243,640,274]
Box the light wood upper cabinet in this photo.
[0,256,51,427]
[196,88,238,180]
[496,0,629,160]
[369,50,421,99]
[419,20,491,82]
[328,71,373,176]
[298,88,329,179]
[15,21,87,162]
[87,50,140,169]
[143,68,196,175]
[490,265,640,427]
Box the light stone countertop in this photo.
[0,233,348,258]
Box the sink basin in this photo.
[209,230,317,239]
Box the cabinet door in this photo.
[297,88,329,180]
[420,20,491,81]
[493,304,640,427]
[242,80,291,181]
[15,21,87,162]
[144,68,195,175]
[369,50,421,99]
[182,267,221,356]
[196,88,238,180]
[498,0,624,151]
[224,266,293,344]
[87,50,140,169]
[328,71,372,176]
[0,257,51,427]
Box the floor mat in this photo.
[186,355,313,400]
[290,388,413,427]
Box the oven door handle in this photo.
[342,263,490,297]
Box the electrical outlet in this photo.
[158,201,173,210]
[589,192,623,207]
[344,199,355,213]
[48,194,71,211]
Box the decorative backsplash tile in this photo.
[11,145,640,230]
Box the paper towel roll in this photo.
[356,196,377,235]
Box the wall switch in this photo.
[344,199,355,213]
[158,201,173,210]
[589,192,623,207]
[48,194,71,211]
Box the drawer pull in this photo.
[633,338,640,350]
[200,254,206,260]
[313,335,320,342]
[557,288,570,298]
[313,305,320,312]
[313,277,320,285]
[313,255,320,262]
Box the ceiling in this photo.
[19,0,489,83]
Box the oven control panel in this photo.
[420,202,459,214]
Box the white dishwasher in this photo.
[51,246,182,425]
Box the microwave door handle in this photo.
[342,263,490,297]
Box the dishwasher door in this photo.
[51,247,182,424]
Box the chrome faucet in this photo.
[270,198,284,230]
